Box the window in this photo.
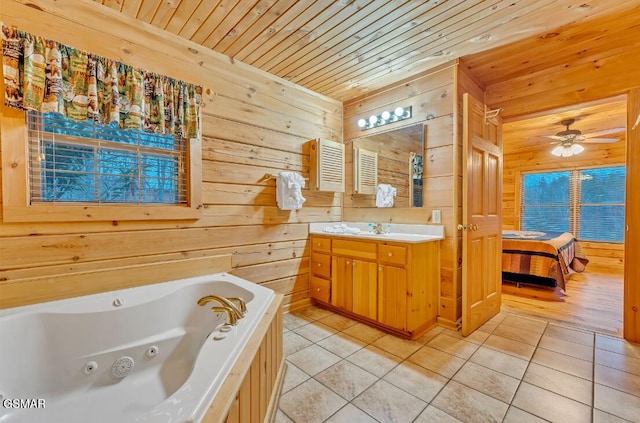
[28,112,186,204]
[521,166,625,243]
[0,106,201,223]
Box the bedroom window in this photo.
[520,166,625,243]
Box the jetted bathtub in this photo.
[0,272,275,423]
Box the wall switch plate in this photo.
[432,209,441,224]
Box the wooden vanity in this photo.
[310,233,440,339]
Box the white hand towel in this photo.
[376,183,397,208]
[276,171,306,210]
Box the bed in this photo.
[502,230,589,291]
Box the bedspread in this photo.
[502,230,589,291]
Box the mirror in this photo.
[346,123,425,208]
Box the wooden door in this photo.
[331,256,353,311]
[352,260,378,320]
[378,265,408,330]
[461,93,503,336]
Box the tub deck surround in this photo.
[309,222,445,243]
[0,271,284,423]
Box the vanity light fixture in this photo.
[357,106,412,130]
[550,143,585,157]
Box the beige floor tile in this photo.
[281,362,309,393]
[453,361,520,403]
[293,321,338,343]
[347,345,402,377]
[372,334,423,359]
[317,332,367,358]
[275,409,294,423]
[594,383,640,422]
[287,344,341,376]
[493,323,543,346]
[342,322,386,344]
[532,347,593,381]
[415,325,445,344]
[544,324,594,347]
[325,404,377,423]
[352,380,427,423]
[595,364,640,397]
[523,362,593,405]
[407,345,466,378]
[293,306,333,321]
[438,327,489,345]
[596,334,640,358]
[283,312,313,330]
[383,361,448,403]
[283,331,313,356]
[512,382,592,423]
[315,360,378,401]
[431,380,509,423]
[414,405,463,422]
[503,406,548,423]
[501,314,547,334]
[279,378,347,423]
[427,333,479,359]
[538,335,594,362]
[469,346,529,379]
[593,408,634,423]
[483,333,536,360]
[319,313,359,331]
[595,348,640,377]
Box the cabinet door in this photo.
[352,260,377,320]
[378,265,408,330]
[331,256,353,311]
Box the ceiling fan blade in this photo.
[579,138,620,144]
[583,127,626,137]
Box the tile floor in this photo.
[276,306,640,423]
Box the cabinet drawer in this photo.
[378,244,407,266]
[311,253,331,278]
[312,236,331,253]
[332,239,377,260]
[310,276,331,303]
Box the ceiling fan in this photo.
[546,118,621,157]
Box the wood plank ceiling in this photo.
[93,0,640,102]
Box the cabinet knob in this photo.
[316,288,321,292]
[317,263,322,267]
[388,252,393,257]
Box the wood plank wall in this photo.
[0,0,342,309]
[342,62,470,328]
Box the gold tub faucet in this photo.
[226,297,247,315]
[210,306,238,325]
[197,295,243,320]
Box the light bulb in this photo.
[369,115,377,125]
[357,118,366,128]
[394,107,404,117]
[551,146,564,157]
[381,111,391,120]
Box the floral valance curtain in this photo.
[2,24,202,140]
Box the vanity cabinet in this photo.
[310,234,440,339]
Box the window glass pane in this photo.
[522,171,570,204]
[141,154,178,203]
[42,142,96,202]
[98,149,139,202]
[581,167,625,204]
[579,205,625,242]
[30,111,186,205]
[522,206,570,233]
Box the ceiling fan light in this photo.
[551,145,564,156]
[571,143,585,155]
[561,148,573,157]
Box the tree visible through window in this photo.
[29,111,186,204]
[521,167,625,243]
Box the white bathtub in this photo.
[0,272,275,423]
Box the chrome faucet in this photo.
[197,295,244,323]
[372,222,384,234]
